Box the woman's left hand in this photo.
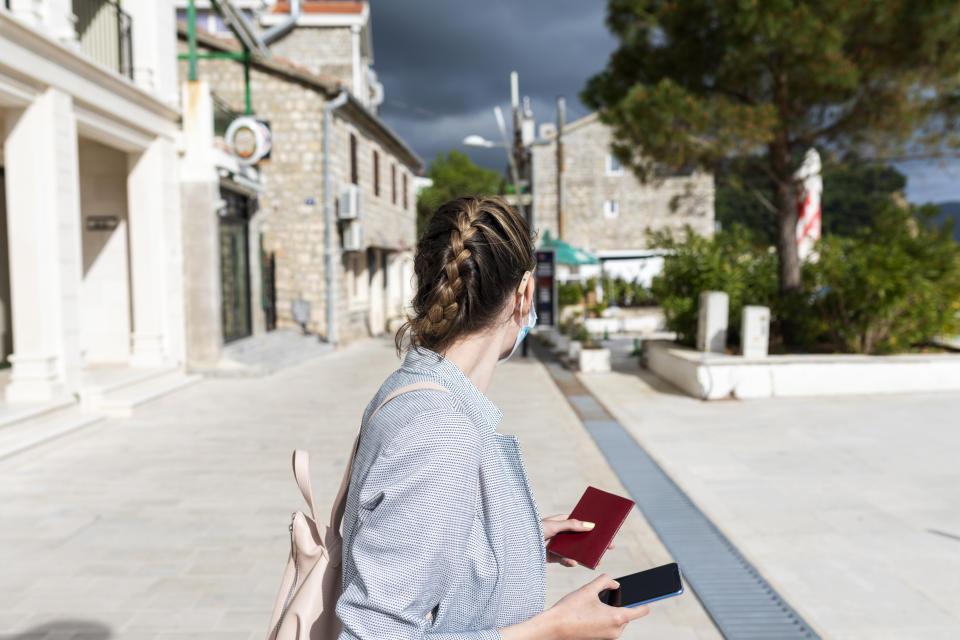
[542,513,615,567]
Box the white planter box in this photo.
[584,317,620,336]
[645,340,960,400]
[578,347,611,373]
[553,334,570,353]
[568,341,582,360]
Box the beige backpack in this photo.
[265,381,451,640]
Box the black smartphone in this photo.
[598,562,684,608]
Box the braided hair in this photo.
[396,196,537,356]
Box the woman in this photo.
[336,196,650,639]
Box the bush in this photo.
[599,275,658,307]
[649,204,960,354]
[648,225,778,347]
[804,203,960,354]
[558,282,584,307]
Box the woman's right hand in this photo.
[541,573,650,640]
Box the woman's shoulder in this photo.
[362,374,480,456]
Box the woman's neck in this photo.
[440,330,504,394]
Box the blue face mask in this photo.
[498,288,538,364]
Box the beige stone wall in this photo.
[177,42,416,346]
[532,117,714,251]
[267,26,361,96]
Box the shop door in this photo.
[219,188,252,343]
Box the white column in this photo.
[7,0,43,29]
[127,139,172,368]
[126,0,178,106]
[44,0,77,45]
[8,0,76,43]
[3,88,84,403]
[351,24,363,103]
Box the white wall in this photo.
[78,137,131,363]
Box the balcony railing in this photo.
[72,0,133,80]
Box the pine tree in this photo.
[583,0,960,293]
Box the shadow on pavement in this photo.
[0,619,111,640]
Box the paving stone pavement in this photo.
[0,337,720,640]
[579,337,960,640]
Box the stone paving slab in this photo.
[0,337,719,639]
[578,337,960,640]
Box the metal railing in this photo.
[72,0,133,80]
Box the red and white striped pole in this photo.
[794,148,822,262]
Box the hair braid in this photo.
[421,208,479,336]
[396,195,536,356]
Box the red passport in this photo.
[546,486,635,569]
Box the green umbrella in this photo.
[538,230,598,265]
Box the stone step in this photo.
[78,365,180,410]
[0,406,104,461]
[96,371,202,417]
[0,396,75,431]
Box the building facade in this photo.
[532,112,715,253]
[1,1,186,404]
[176,0,420,367]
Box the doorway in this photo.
[219,187,253,343]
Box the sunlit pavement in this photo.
[579,336,960,640]
[0,337,719,640]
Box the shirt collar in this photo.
[400,346,504,432]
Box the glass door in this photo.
[219,188,252,343]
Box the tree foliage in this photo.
[807,203,960,354]
[584,0,960,295]
[717,157,908,244]
[415,150,503,237]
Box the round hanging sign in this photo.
[225,116,271,165]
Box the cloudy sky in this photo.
[367,1,958,205]
[367,0,617,175]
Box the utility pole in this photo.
[556,96,565,241]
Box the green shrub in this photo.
[648,225,778,347]
[558,282,584,307]
[648,205,960,354]
[804,203,960,354]
[570,323,591,343]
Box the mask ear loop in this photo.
[517,270,532,317]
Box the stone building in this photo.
[1,1,193,412]
[175,0,420,368]
[531,112,715,254]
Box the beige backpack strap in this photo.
[329,381,452,536]
[291,450,319,523]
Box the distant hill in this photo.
[935,202,960,242]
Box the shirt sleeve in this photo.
[336,404,502,640]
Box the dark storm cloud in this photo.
[367,1,617,171]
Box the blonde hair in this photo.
[395,195,537,356]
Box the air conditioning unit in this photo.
[337,184,362,221]
[342,221,364,252]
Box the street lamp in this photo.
[462,107,526,220]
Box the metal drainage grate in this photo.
[536,348,821,640]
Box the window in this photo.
[391,164,397,205]
[403,173,408,210]
[605,152,624,176]
[373,150,380,197]
[350,134,358,185]
[603,199,619,219]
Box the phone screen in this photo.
[598,563,683,608]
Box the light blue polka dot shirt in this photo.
[336,346,547,639]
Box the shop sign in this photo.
[226,117,272,165]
